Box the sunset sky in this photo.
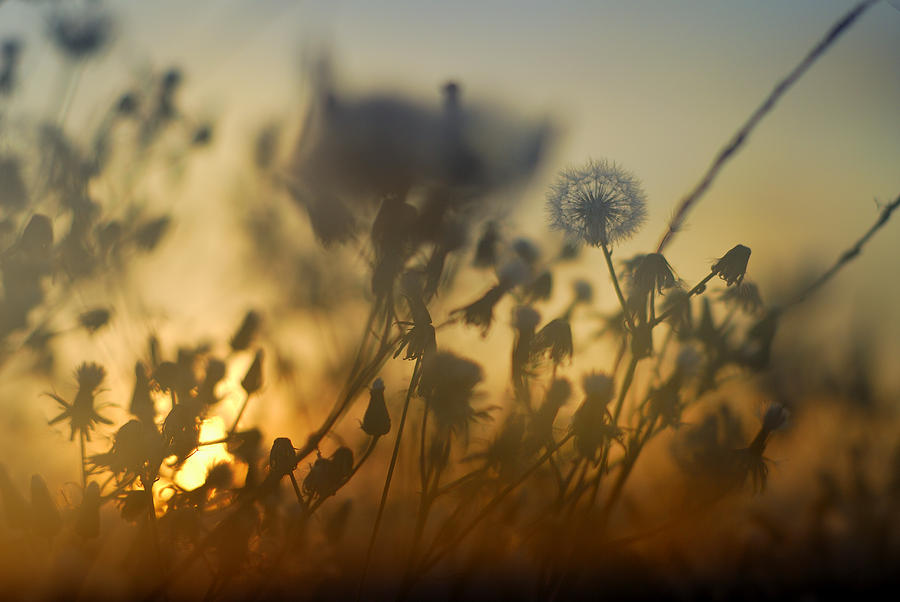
[2,0,899,357]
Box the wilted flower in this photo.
[711,244,751,286]
[622,253,678,304]
[47,363,113,441]
[531,318,574,365]
[361,378,391,437]
[547,159,647,247]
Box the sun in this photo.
[172,416,234,490]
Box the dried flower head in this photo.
[712,244,751,286]
[547,159,647,247]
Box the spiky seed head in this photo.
[547,159,647,248]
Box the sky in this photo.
[1,0,899,356]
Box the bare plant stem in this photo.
[357,356,423,600]
[407,432,575,590]
[786,194,900,309]
[655,0,879,253]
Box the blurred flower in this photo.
[303,447,354,500]
[573,279,593,304]
[719,280,763,314]
[712,244,751,286]
[47,363,113,441]
[78,307,111,333]
[473,221,499,268]
[361,378,391,437]
[418,351,488,437]
[547,159,647,247]
[48,4,112,59]
[572,372,619,461]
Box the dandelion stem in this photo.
[656,0,879,252]
[357,356,422,601]
[601,242,634,332]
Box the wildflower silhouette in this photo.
[46,363,112,441]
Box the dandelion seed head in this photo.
[547,159,647,247]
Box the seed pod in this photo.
[241,350,264,395]
[269,437,297,477]
[361,378,391,437]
